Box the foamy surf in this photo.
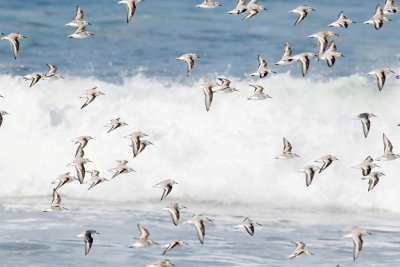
[0,72,399,212]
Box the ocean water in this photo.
[1,0,400,266]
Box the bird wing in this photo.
[138,224,150,239]
[244,224,255,236]
[168,208,180,226]
[194,221,206,244]
[84,233,93,256]
[283,137,292,153]
[163,241,178,255]
[376,72,385,91]
[360,118,371,138]
[319,159,332,173]
[383,133,393,154]
[75,6,84,20]
[283,41,292,57]
[51,189,61,207]
[305,168,315,186]
[352,236,363,260]
[46,64,57,76]
[242,10,258,21]
[299,56,310,77]
[161,185,173,200]
[257,55,267,68]
[203,86,213,112]
[126,1,136,23]
[30,74,41,87]
[294,11,307,25]
[81,94,95,109]
[338,11,345,20]
[76,164,85,184]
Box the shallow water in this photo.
[2,198,400,266]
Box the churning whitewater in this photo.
[1,72,400,212]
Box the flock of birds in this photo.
[1,0,399,266]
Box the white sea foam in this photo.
[0,72,400,212]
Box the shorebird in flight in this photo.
[162,203,186,226]
[183,214,213,244]
[235,217,262,236]
[247,84,272,100]
[1,33,26,59]
[367,68,395,91]
[289,5,315,26]
[320,41,343,67]
[196,0,221,8]
[250,55,276,78]
[343,230,372,261]
[297,165,320,187]
[105,118,127,133]
[196,81,218,111]
[275,137,299,159]
[308,31,339,61]
[361,172,385,191]
[118,0,143,23]
[177,53,199,77]
[153,179,178,200]
[275,41,294,65]
[353,113,376,138]
[289,241,313,259]
[80,87,104,109]
[65,6,90,27]
[43,189,68,212]
[51,172,77,190]
[108,160,135,179]
[376,133,400,161]
[162,240,189,255]
[314,155,339,173]
[129,224,158,248]
[75,230,99,256]
[364,4,391,30]
[351,156,380,176]
[329,11,355,28]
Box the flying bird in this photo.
[66,157,91,184]
[275,41,294,65]
[75,230,99,256]
[196,81,218,111]
[105,118,127,133]
[291,52,316,77]
[162,240,189,255]
[376,133,400,161]
[1,33,26,59]
[353,113,376,138]
[351,156,380,176]
[242,0,267,21]
[129,224,158,248]
[65,6,90,27]
[328,11,355,28]
[118,0,142,23]
[228,0,248,14]
[108,160,135,179]
[183,214,213,244]
[361,172,385,191]
[367,68,395,91]
[162,203,186,226]
[247,84,272,100]
[250,55,275,78]
[80,87,104,109]
[289,241,313,259]
[288,5,315,26]
[308,31,339,61]
[364,4,391,30]
[235,217,262,236]
[51,172,78,190]
[296,165,320,187]
[43,189,68,212]
[177,53,199,77]
[71,136,93,157]
[314,155,339,173]
[320,41,343,67]
[196,0,221,9]
[153,179,178,200]
[343,230,372,261]
[275,137,299,159]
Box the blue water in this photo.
[1,0,400,266]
